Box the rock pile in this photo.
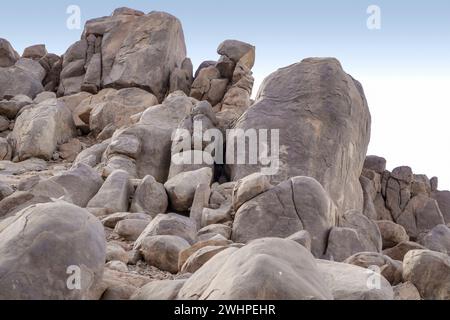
[0,7,448,300]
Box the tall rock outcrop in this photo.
[58,9,187,102]
[229,58,371,215]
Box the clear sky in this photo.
[1,0,449,189]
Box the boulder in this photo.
[58,138,82,161]
[217,40,255,68]
[102,11,186,102]
[101,212,151,229]
[393,282,422,300]
[134,213,197,249]
[106,92,195,182]
[232,172,272,211]
[197,224,232,241]
[61,10,186,100]
[325,227,365,262]
[30,163,103,207]
[232,176,335,258]
[164,168,213,212]
[287,230,312,251]
[106,243,129,264]
[180,245,228,274]
[0,94,33,119]
[22,44,47,60]
[229,58,371,217]
[364,155,387,174]
[383,241,427,261]
[396,194,445,239]
[344,252,403,285]
[403,250,450,300]
[0,38,19,67]
[132,279,186,300]
[140,235,190,273]
[376,220,409,249]
[114,219,150,241]
[0,65,44,99]
[419,224,450,255]
[317,260,394,300]
[9,99,76,161]
[130,175,168,217]
[0,138,12,161]
[89,88,158,135]
[177,238,333,300]
[15,58,46,83]
[190,184,211,230]
[87,170,131,214]
[178,237,232,270]
[0,202,105,299]
[339,210,382,253]
[34,91,56,104]
[432,190,450,224]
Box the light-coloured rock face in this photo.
[134,213,197,249]
[132,279,186,300]
[164,168,213,212]
[130,175,168,217]
[178,238,333,300]
[89,88,159,135]
[0,65,44,99]
[229,58,371,216]
[140,235,190,273]
[9,99,76,160]
[232,176,336,258]
[0,202,106,300]
[105,92,195,182]
[0,38,20,67]
[59,10,186,101]
[87,170,131,214]
[403,250,450,300]
[376,220,410,249]
[419,224,450,255]
[344,252,403,285]
[30,163,103,207]
[317,260,394,300]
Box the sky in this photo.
[1,0,449,189]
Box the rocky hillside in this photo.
[0,7,448,300]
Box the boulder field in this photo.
[0,7,448,300]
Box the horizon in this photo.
[1,0,449,188]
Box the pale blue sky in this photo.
[1,0,450,188]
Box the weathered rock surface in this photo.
[344,252,403,285]
[9,99,76,160]
[164,168,213,212]
[229,58,371,217]
[130,175,168,217]
[403,250,450,300]
[59,10,186,101]
[317,260,394,300]
[134,213,197,249]
[232,176,335,258]
[0,202,106,299]
[87,170,131,214]
[178,238,333,300]
[140,235,190,273]
[419,224,450,255]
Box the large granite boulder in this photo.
[9,99,76,160]
[228,58,371,216]
[0,202,106,300]
[0,38,20,67]
[232,176,336,258]
[177,238,333,300]
[105,91,195,182]
[59,9,187,101]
